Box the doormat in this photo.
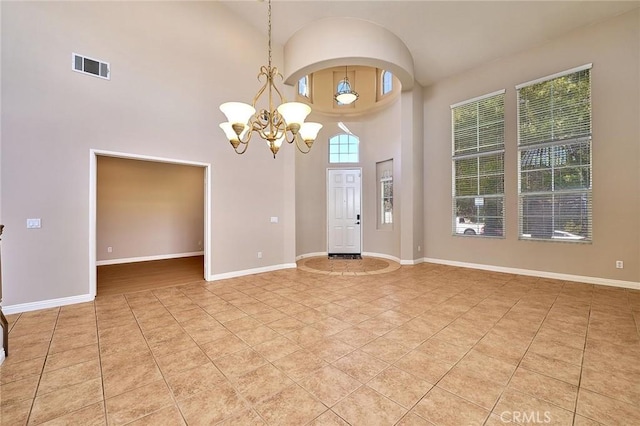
[328,254,362,260]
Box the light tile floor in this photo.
[1,263,640,425]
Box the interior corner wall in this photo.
[1,1,294,307]
[411,84,425,261]
[96,156,204,262]
[423,9,640,284]
[398,86,425,263]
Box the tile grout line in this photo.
[481,279,566,425]
[374,274,522,425]
[93,299,108,425]
[8,266,640,426]
[25,307,62,425]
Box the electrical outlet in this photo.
[257,252,262,259]
[26,218,41,229]
[418,245,421,252]
[107,247,113,253]
[616,260,623,269]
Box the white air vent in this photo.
[72,53,110,80]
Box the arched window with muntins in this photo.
[329,134,359,163]
[382,70,393,95]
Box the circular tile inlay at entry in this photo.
[297,256,400,275]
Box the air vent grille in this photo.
[72,53,110,80]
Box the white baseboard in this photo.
[400,258,425,266]
[3,294,95,315]
[422,257,640,290]
[96,251,204,266]
[208,263,297,281]
[361,252,401,263]
[9,258,634,317]
[295,252,327,261]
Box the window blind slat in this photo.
[452,91,505,237]
[516,63,592,89]
[517,68,592,242]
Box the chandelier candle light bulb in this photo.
[218,0,322,158]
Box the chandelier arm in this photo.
[251,120,271,142]
[282,131,296,145]
[236,125,255,145]
[293,135,312,154]
[232,139,251,155]
[251,109,286,142]
[267,67,287,104]
[254,127,274,144]
[251,66,272,107]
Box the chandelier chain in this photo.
[267,0,272,69]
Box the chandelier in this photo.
[219,0,322,158]
[334,65,359,105]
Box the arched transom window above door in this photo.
[329,134,359,164]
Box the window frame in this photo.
[297,75,311,100]
[381,70,393,96]
[376,159,393,229]
[516,64,592,243]
[451,89,506,238]
[329,134,360,164]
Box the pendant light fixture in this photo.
[334,65,359,105]
[219,0,322,158]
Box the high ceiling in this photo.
[219,0,639,87]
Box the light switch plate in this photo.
[270,216,279,223]
[27,218,41,229]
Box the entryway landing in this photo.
[297,255,400,275]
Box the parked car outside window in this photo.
[456,217,484,235]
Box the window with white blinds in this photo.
[451,90,505,237]
[517,64,592,242]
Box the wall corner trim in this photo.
[422,258,640,290]
[0,349,5,366]
[4,294,95,315]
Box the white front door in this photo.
[327,169,362,254]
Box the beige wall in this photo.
[423,9,639,283]
[1,1,297,306]
[400,86,425,262]
[96,156,204,262]
[296,100,403,259]
[1,2,637,310]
